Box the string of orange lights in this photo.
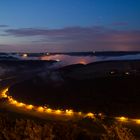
[1,88,140,125]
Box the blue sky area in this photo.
[0,0,140,52]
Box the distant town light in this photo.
[22,53,28,58]
[125,72,130,75]
[110,71,115,74]
[56,59,60,62]
[79,60,86,65]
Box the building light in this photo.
[125,72,130,75]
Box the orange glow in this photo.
[45,108,52,113]
[37,106,44,112]
[133,119,140,124]
[1,88,8,98]
[65,109,74,115]
[86,112,95,118]
[117,116,128,122]
[1,92,8,98]
[2,87,140,125]
[79,59,87,65]
[78,112,82,115]
[26,105,33,110]
[10,99,18,105]
[55,109,62,114]
[16,102,25,107]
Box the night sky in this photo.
[0,0,140,52]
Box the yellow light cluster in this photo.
[45,108,52,113]
[26,104,34,110]
[131,119,140,124]
[5,93,74,116]
[85,112,95,119]
[134,119,140,124]
[55,109,63,114]
[37,106,44,112]
[116,116,128,122]
[1,88,140,125]
[16,102,25,107]
[2,89,75,116]
[1,88,9,98]
[65,109,74,115]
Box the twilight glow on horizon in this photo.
[0,0,140,52]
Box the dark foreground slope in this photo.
[9,60,140,118]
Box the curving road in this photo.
[0,70,140,125]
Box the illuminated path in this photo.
[1,88,140,124]
[0,88,94,120]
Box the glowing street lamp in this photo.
[55,109,62,114]
[16,102,25,107]
[37,106,44,112]
[45,108,52,113]
[86,112,95,119]
[26,104,33,110]
[117,116,128,122]
[65,109,74,115]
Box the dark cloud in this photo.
[3,26,140,52]
[5,26,107,37]
[5,26,140,42]
[0,25,9,28]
